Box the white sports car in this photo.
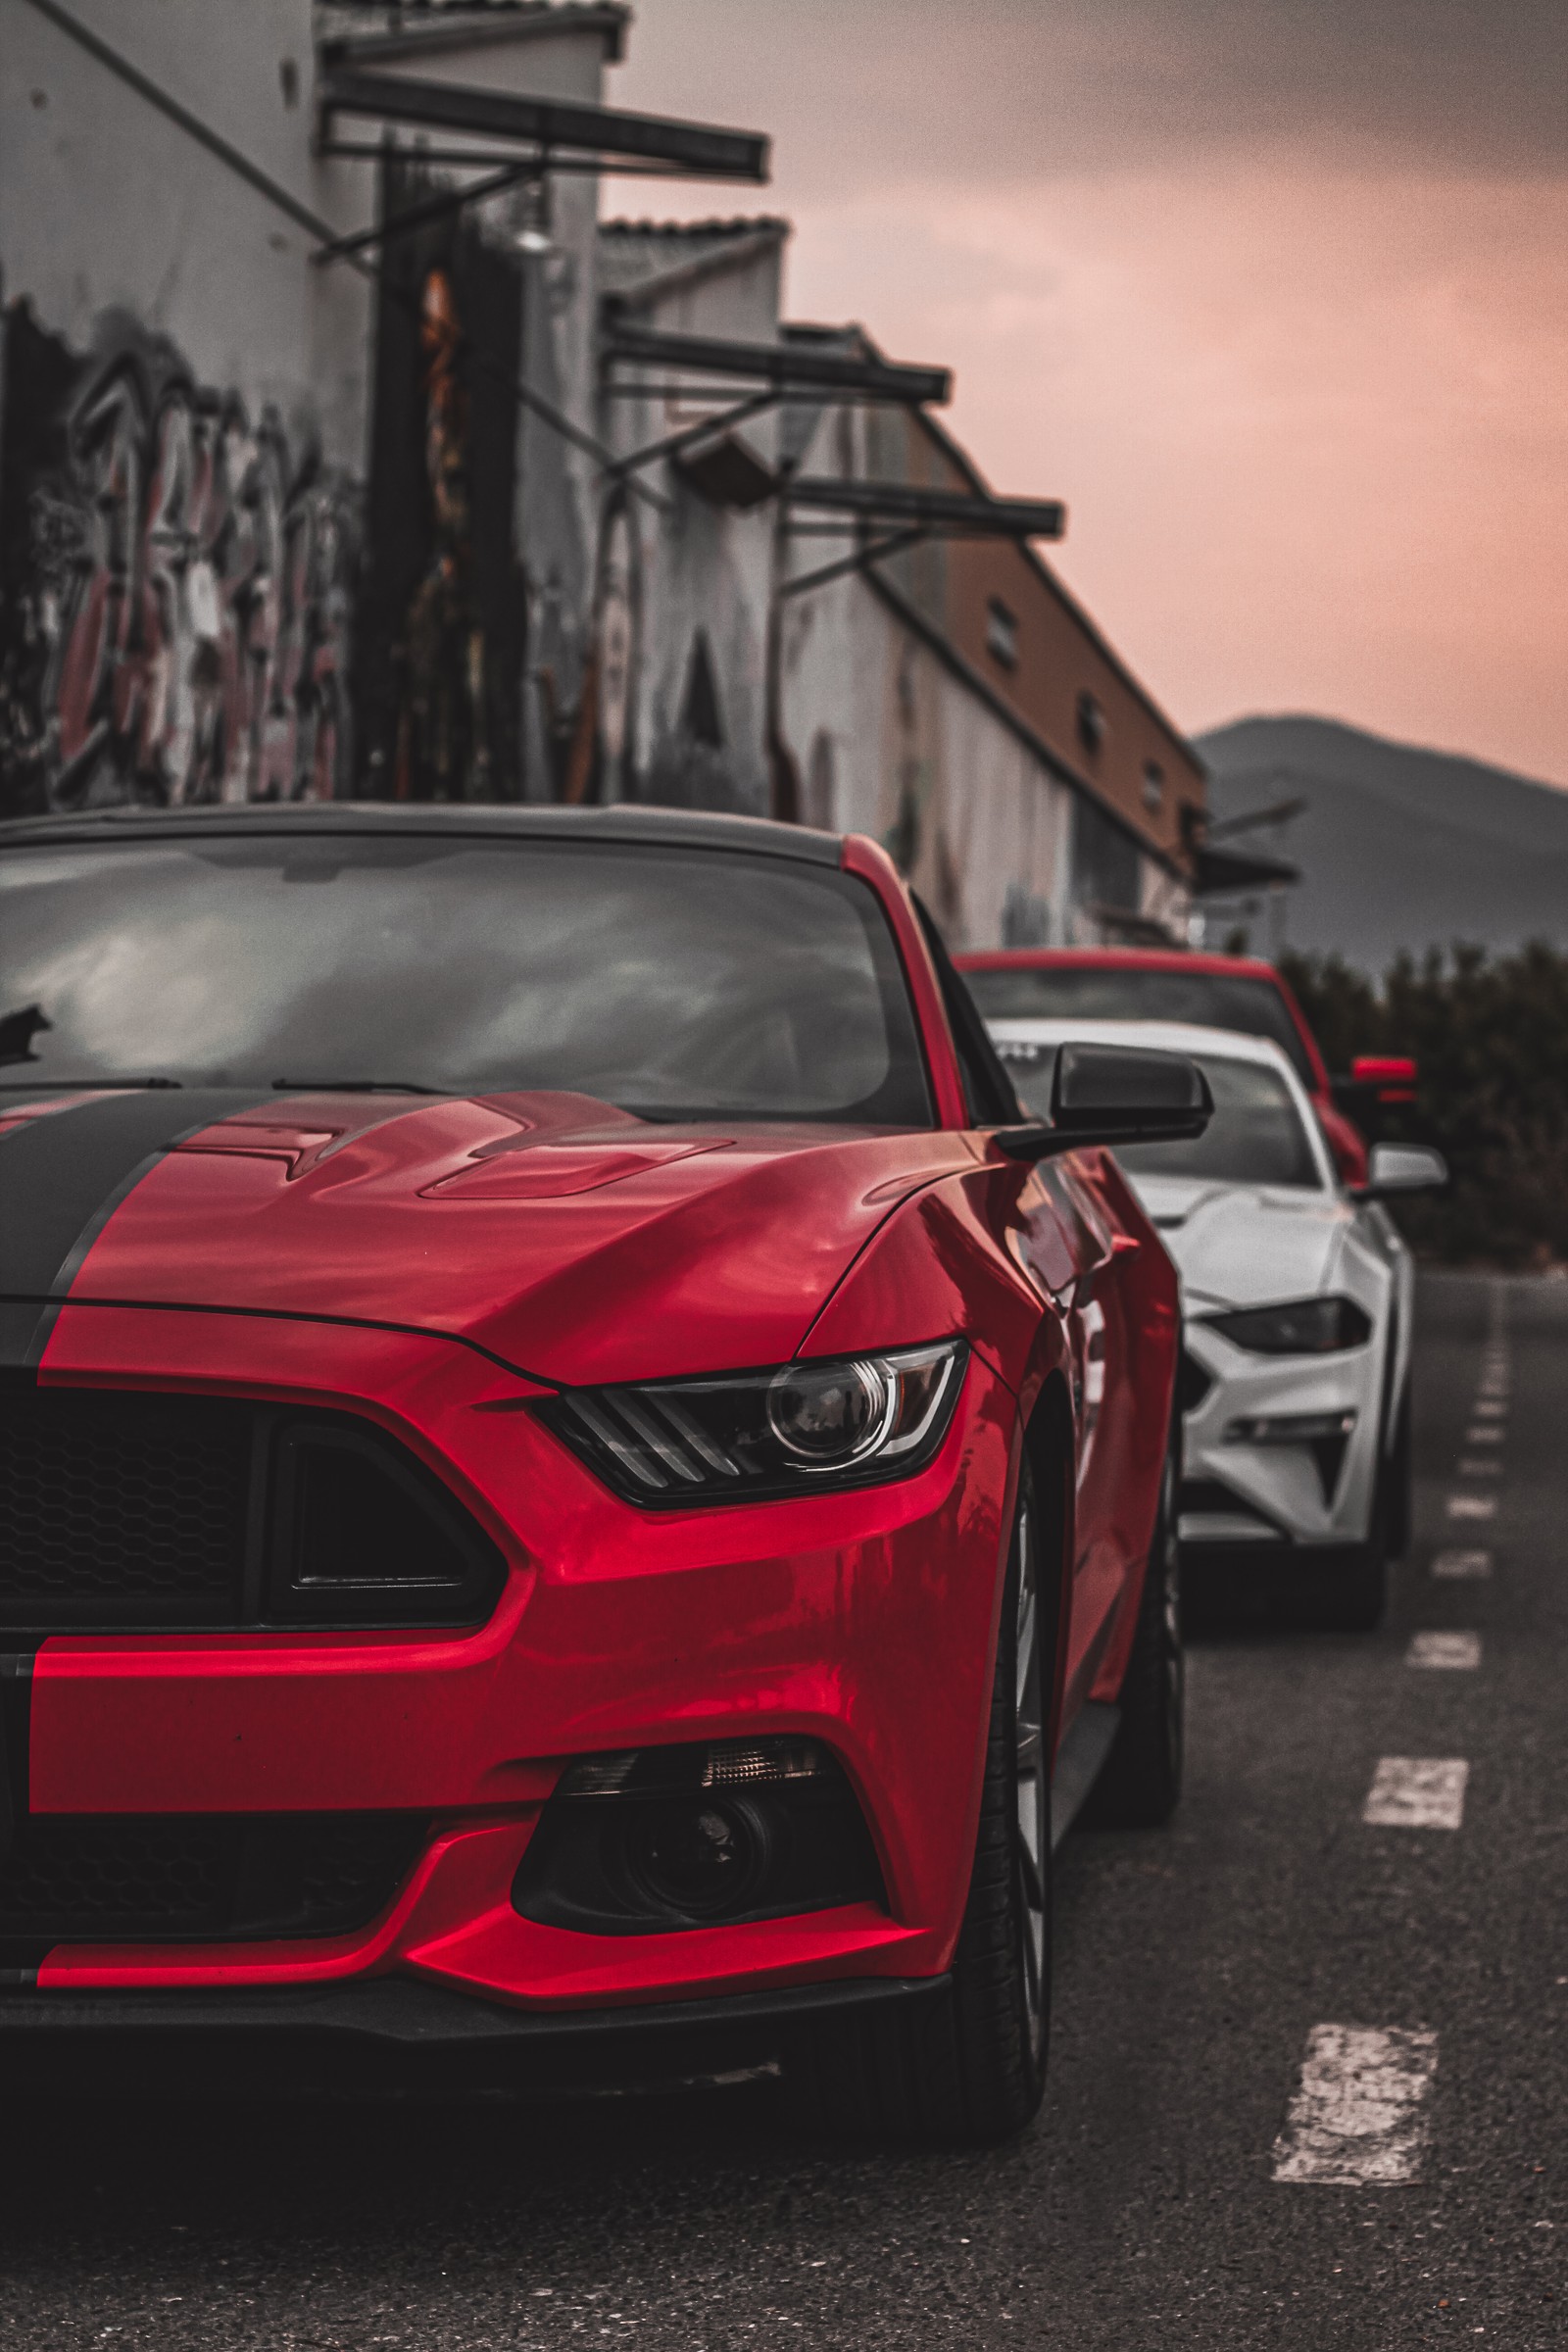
[985,1016,1446,1627]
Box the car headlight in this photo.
[1204,1297,1372,1354]
[538,1340,967,1506]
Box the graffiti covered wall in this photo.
[0,303,356,817]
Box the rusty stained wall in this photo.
[781,557,1073,948]
[858,401,1202,866]
[597,228,783,814]
[944,530,1205,865]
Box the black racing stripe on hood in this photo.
[0,1090,271,1370]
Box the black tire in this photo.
[1384,1383,1413,1563]
[1311,1537,1388,1632]
[1309,1387,1399,1632]
[783,1464,1053,2143]
[1085,1428,1184,1829]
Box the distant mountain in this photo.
[1193,715,1568,974]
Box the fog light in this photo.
[1224,1409,1357,1506]
[513,1737,884,1936]
[624,1794,774,1921]
[1224,1410,1356,1446]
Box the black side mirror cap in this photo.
[992,1043,1213,1162]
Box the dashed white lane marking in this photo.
[1272,2025,1440,2184]
[1458,1458,1501,1479]
[1407,1631,1483,1670]
[1433,1548,1492,1580]
[1446,1494,1496,1521]
[1473,1399,1506,1420]
[1363,1757,1470,1829]
[1464,1425,1503,1446]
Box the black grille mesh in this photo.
[0,1390,251,1611]
[0,1814,427,1942]
[0,1385,502,1629]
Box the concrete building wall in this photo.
[2,0,371,466]
[596,222,785,814]
[782,560,1074,949]
[946,531,1206,867]
[0,0,377,808]
[0,0,620,812]
[779,376,1188,946]
[1,0,1199,943]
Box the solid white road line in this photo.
[1446,1494,1497,1521]
[1406,1631,1483,1670]
[1363,1757,1470,1829]
[1464,1425,1503,1446]
[1272,2025,1439,2185]
[1432,1548,1492,1580]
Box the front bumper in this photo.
[21,1299,1016,2010]
[1178,1318,1384,1555]
[0,1971,952,2097]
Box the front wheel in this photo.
[784,1464,1052,2142]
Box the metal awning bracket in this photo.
[609,388,779,479]
[311,160,539,268]
[318,66,769,183]
[780,527,931,600]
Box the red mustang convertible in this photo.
[0,806,1203,2140]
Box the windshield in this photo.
[963,963,1316,1088]
[0,835,932,1127]
[1004,1043,1324,1189]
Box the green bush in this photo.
[1280,943,1568,1267]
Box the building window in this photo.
[986,597,1019,671]
[1071,793,1140,914]
[1142,760,1165,812]
[1076,690,1106,760]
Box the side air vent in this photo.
[1175,1348,1213,1415]
[270,1421,502,1625]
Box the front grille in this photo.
[0,1391,251,1611]
[0,1382,504,1630]
[0,1813,427,1943]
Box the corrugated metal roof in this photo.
[599,217,789,299]
[317,3,630,66]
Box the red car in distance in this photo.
[0,804,1208,2142]
[956,947,1415,1187]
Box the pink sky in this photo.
[611,2,1568,785]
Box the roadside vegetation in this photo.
[1280,942,1568,1268]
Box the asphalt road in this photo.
[2,1269,1563,2351]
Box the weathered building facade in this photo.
[0,0,1201,942]
[776,366,1203,947]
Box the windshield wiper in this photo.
[0,1075,182,1089]
[270,1078,446,1095]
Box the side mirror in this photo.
[994,1043,1213,1162]
[1358,1142,1447,1199]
